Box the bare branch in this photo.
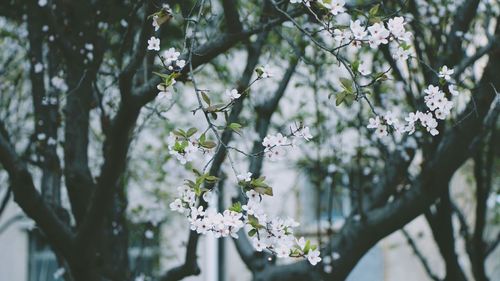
[119,1,154,101]
[0,121,74,257]
[401,229,442,281]
[133,8,305,105]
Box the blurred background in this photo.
[0,0,499,281]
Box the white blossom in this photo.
[157,84,170,97]
[169,199,186,213]
[252,237,266,252]
[152,15,160,31]
[368,23,390,48]
[147,37,160,51]
[448,84,459,96]
[358,61,371,76]
[375,124,388,138]
[392,46,411,60]
[225,88,241,101]
[320,0,346,15]
[384,111,398,126]
[167,133,198,164]
[246,190,260,202]
[237,172,252,182]
[176,59,186,69]
[162,47,180,64]
[276,245,290,258]
[333,29,349,42]
[306,249,322,265]
[387,17,411,41]
[439,65,454,81]
[350,20,367,40]
[293,126,313,141]
[367,116,381,129]
[262,133,289,149]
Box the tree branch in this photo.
[159,230,201,281]
[401,228,442,281]
[0,121,74,258]
[232,57,300,271]
[259,34,500,281]
[221,0,243,33]
[119,1,154,101]
[444,0,481,65]
[0,186,11,220]
[133,8,305,105]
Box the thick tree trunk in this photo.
[69,190,130,281]
[470,150,489,281]
[101,187,130,280]
[425,188,468,281]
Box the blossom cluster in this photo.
[146,4,186,98]
[336,16,412,54]
[166,132,201,164]
[244,189,321,265]
[291,0,346,16]
[262,126,313,160]
[170,180,321,265]
[340,16,408,43]
[170,186,245,238]
[367,66,458,138]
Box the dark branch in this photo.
[401,229,442,281]
[0,121,74,258]
[221,0,243,33]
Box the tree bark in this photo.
[425,188,467,281]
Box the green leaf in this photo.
[248,229,257,237]
[368,16,382,25]
[153,72,179,88]
[174,129,186,137]
[369,4,379,17]
[228,122,242,134]
[339,77,353,93]
[400,42,411,51]
[351,60,360,73]
[152,71,170,79]
[202,141,217,149]
[335,91,348,106]
[303,239,311,253]
[344,93,355,105]
[205,175,219,182]
[229,202,242,212]
[199,133,206,144]
[186,127,198,137]
[255,66,264,76]
[247,215,264,229]
[254,186,273,196]
[201,92,211,106]
[229,123,242,130]
[184,180,195,188]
